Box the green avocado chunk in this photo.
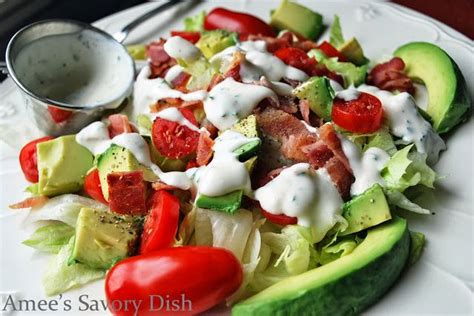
[339,37,369,66]
[96,145,156,201]
[293,76,335,121]
[270,0,324,40]
[340,184,392,236]
[232,217,410,316]
[196,30,237,59]
[195,190,243,214]
[70,207,139,269]
[37,135,93,196]
[394,42,471,133]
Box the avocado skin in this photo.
[232,219,410,316]
[394,42,471,134]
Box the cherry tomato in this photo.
[19,136,54,182]
[204,8,275,37]
[260,207,298,226]
[83,169,107,204]
[274,47,317,76]
[140,190,180,254]
[47,106,73,123]
[151,108,199,159]
[332,92,384,133]
[257,168,298,226]
[316,41,346,61]
[170,31,201,44]
[105,246,243,315]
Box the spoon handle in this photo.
[113,0,184,43]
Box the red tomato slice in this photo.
[83,169,107,205]
[260,207,298,226]
[47,106,73,123]
[106,246,243,316]
[140,190,180,254]
[19,136,54,183]
[257,168,298,226]
[332,92,384,133]
[170,31,201,44]
[204,7,275,37]
[316,41,347,61]
[274,47,317,76]
[151,108,200,159]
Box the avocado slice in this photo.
[196,30,237,59]
[339,37,369,66]
[96,145,156,201]
[232,217,410,315]
[232,114,260,138]
[394,42,471,133]
[340,184,392,236]
[293,76,335,121]
[195,190,243,214]
[270,0,324,40]
[70,207,139,269]
[37,135,94,196]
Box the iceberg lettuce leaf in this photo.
[329,15,345,48]
[23,222,74,254]
[184,11,206,32]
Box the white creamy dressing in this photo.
[150,107,200,132]
[163,36,202,61]
[255,163,343,241]
[164,64,185,85]
[203,78,277,130]
[191,130,257,197]
[14,30,133,107]
[301,120,319,135]
[211,40,308,83]
[336,87,360,101]
[338,134,390,196]
[133,66,207,115]
[76,122,193,189]
[340,85,446,163]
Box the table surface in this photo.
[392,0,474,39]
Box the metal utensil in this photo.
[3,0,183,136]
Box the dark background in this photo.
[0,0,472,81]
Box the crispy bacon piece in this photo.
[9,196,48,209]
[367,57,415,94]
[318,123,351,172]
[169,71,191,91]
[152,182,178,191]
[146,39,177,78]
[196,130,214,166]
[325,157,354,200]
[107,171,147,215]
[108,114,133,138]
[299,99,311,124]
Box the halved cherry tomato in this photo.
[19,136,54,182]
[260,207,298,226]
[106,246,242,316]
[170,31,201,44]
[83,169,107,204]
[151,108,200,159]
[316,41,346,61]
[332,92,384,133]
[274,47,317,76]
[47,106,73,123]
[140,190,180,254]
[258,168,298,226]
[204,8,275,37]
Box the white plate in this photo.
[1,1,473,315]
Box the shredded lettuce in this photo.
[25,183,39,196]
[364,130,397,155]
[386,190,431,214]
[319,237,357,265]
[324,59,367,87]
[26,194,107,227]
[23,222,74,254]
[43,237,105,296]
[184,11,206,32]
[382,145,437,192]
[329,15,344,48]
[194,208,254,260]
[126,44,146,60]
[408,231,425,266]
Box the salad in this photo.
[11,0,471,315]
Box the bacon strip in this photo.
[146,39,177,78]
[108,114,133,138]
[107,171,147,215]
[196,129,214,166]
[367,57,415,94]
